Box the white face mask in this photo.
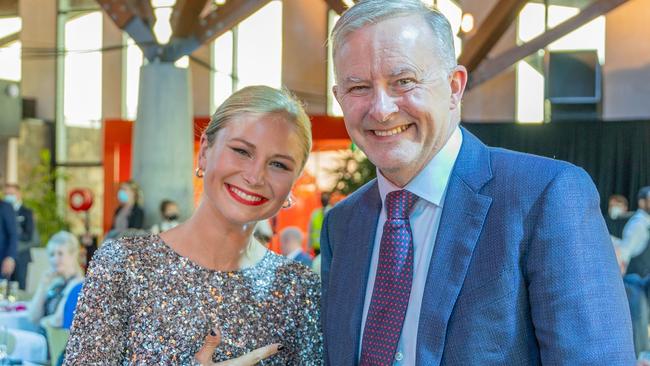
[609,206,625,219]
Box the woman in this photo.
[65,86,322,365]
[110,180,144,232]
[28,231,84,328]
[150,199,181,234]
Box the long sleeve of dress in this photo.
[64,240,129,365]
[293,273,323,365]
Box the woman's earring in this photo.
[282,195,294,209]
[195,167,204,178]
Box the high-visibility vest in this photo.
[309,208,325,251]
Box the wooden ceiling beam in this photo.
[127,0,156,28]
[458,0,528,73]
[324,0,348,15]
[468,0,630,90]
[96,0,159,61]
[171,0,209,38]
[194,0,272,45]
[0,0,18,16]
[0,32,19,47]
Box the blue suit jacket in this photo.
[0,201,18,263]
[321,128,635,365]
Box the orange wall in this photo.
[102,115,350,252]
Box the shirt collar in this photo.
[377,126,463,208]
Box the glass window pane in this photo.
[125,37,143,120]
[518,3,546,43]
[237,1,282,89]
[64,12,103,128]
[153,7,173,44]
[0,40,21,82]
[516,60,544,123]
[548,5,605,62]
[327,11,343,117]
[0,17,21,37]
[0,17,22,82]
[212,31,233,111]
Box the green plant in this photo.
[21,149,69,245]
[330,149,376,195]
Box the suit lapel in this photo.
[416,128,493,365]
[329,182,381,364]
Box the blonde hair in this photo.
[331,0,457,73]
[46,231,82,273]
[205,85,312,170]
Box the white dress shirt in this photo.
[618,209,650,263]
[359,127,462,365]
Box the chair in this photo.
[44,324,69,366]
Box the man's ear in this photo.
[449,65,468,110]
[333,85,341,106]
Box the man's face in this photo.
[333,15,467,187]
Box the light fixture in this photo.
[460,13,474,34]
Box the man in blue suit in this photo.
[0,199,18,279]
[321,0,635,364]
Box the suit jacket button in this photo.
[395,351,404,362]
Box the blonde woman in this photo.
[65,86,322,365]
[28,231,84,328]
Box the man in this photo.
[321,1,634,364]
[0,199,18,279]
[618,187,650,276]
[279,226,312,267]
[606,194,634,239]
[616,187,650,355]
[307,192,331,255]
[4,183,36,289]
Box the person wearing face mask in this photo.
[110,180,144,233]
[3,183,36,290]
[606,194,633,239]
[617,187,650,276]
[65,86,321,365]
[150,199,181,234]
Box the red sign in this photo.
[69,188,93,212]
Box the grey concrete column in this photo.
[132,62,194,227]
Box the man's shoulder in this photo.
[485,145,578,187]
[328,179,378,215]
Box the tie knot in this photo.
[385,190,418,219]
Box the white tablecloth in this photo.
[0,306,38,333]
[7,328,47,363]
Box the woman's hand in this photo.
[194,328,282,366]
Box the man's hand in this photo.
[1,257,15,277]
[195,328,281,365]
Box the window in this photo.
[63,12,103,128]
[0,17,22,82]
[124,37,144,120]
[211,1,282,111]
[516,2,606,123]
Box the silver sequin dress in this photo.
[64,235,322,365]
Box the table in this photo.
[6,328,48,363]
[0,302,39,333]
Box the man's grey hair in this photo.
[280,226,304,245]
[331,0,457,72]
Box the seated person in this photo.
[28,231,84,328]
[280,226,312,267]
[62,281,83,329]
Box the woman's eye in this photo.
[270,161,289,170]
[232,147,250,157]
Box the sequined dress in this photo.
[64,235,322,365]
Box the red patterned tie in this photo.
[360,189,418,366]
